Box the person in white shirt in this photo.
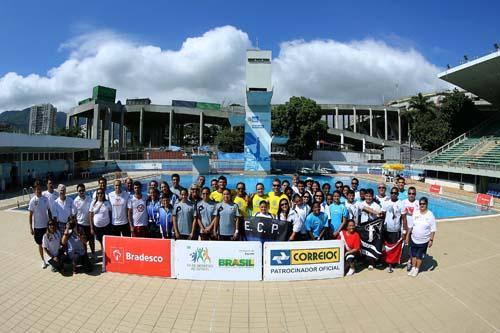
[406,197,436,277]
[92,177,109,200]
[53,184,74,235]
[351,178,361,201]
[292,194,310,239]
[128,181,149,238]
[72,183,94,258]
[381,187,404,273]
[254,200,274,219]
[345,190,360,224]
[277,198,303,241]
[42,178,58,213]
[108,179,131,237]
[291,173,300,194]
[89,189,112,249]
[376,183,389,204]
[401,186,419,270]
[28,181,52,269]
[42,221,62,272]
[359,189,382,224]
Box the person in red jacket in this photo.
[338,219,361,276]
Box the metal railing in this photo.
[19,187,34,207]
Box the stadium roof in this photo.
[0,133,100,152]
[438,50,500,107]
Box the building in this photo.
[29,104,56,135]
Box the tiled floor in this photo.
[2,209,500,332]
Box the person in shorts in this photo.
[128,181,149,238]
[72,183,94,259]
[28,180,52,269]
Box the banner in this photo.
[476,193,494,207]
[243,217,292,242]
[263,241,344,281]
[357,219,384,261]
[429,184,442,194]
[175,240,262,281]
[103,236,173,278]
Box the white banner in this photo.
[174,240,262,281]
[134,162,162,170]
[263,241,344,281]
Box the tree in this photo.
[439,89,479,137]
[214,127,244,152]
[55,127,83,138]
[272,97,327,159]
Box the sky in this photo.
[0,0,498,112]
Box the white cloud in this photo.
[0,26,448,112]
[272,38,449,104]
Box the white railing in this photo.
[418,132,468,163]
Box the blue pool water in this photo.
[19,174,496,219]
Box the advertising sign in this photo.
[243,217,292,242]
[103,236,173,278]
[429,184,443,194]
[263,241,344,281]
[134,162,162,170]
[476,193,494,207]
[175,240,262,281]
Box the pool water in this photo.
[19,174,496,219]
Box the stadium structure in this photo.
[413,49,500,195]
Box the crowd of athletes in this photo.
[28,173,436,277]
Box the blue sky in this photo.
[0,0,498,110]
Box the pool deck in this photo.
[2,172,500,332]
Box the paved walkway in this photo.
[1,207,500,332]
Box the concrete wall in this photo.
[424,177,476,192]
[312,150,381,163]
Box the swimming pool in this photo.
[18,174,495,219]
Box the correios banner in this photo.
[243,217,292,242]
[175,240,262,281]
[103,236,174,278]
[263,241,344,281]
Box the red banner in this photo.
[429,184,442,194]
[103,236,173,278]
[476,193,494,207]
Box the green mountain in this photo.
[0,108,67,133]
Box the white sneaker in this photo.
[411,268,419,277]
[346,268,355,276]
[41,261,48,269]
[368,265,374,270]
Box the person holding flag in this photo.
[381,187,404,273]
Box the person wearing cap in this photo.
[376,183,389,204]
[52,184,74,235]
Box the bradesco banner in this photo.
[103,236,173,278]
[263,241,344,281]
[175,240,262,281]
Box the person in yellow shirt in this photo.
[268,178,289,216]
[233,182,250,218]
[251,183,269,216]
[210,176,228,203]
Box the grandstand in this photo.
[412,49,500,195]
[422,116,500,168]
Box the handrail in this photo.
[418,116,495,163]
[418,132,468,163]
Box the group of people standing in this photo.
[28,173,436,277]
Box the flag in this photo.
[356,218,383,260]
[383,238,403,264]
